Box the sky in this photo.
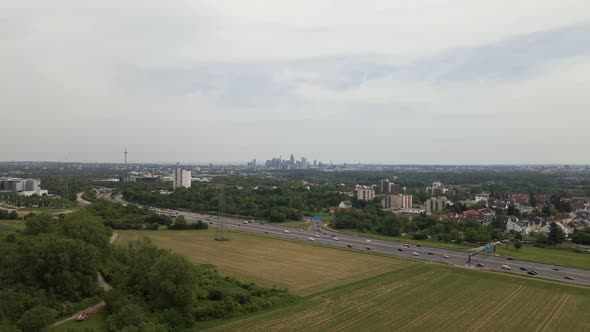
[1,0,589,165]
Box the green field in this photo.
[205,265,590,332]
[117,230,590,331]
[495,245,590,270]
[50,308,107,332]
[0,220,26,231]
[117,230,410,296]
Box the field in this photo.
[495,245,590,270]
[117,230,590,331]
[50,308,107,332]
[0,220,26,232]
[116,230,410,296]
[206,265,590,332]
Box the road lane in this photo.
[112,197,590,285]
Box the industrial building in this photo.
[0,177,47,196]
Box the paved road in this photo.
[111,196,590,286]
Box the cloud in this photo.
[0,1,589,163]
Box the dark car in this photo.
[476,263,485,267]
[530,271,539,275]
[507,257,514,260]
[527,271,536,275]
[428,252,434,255]
[366,247,372,251]
[347,244,352,248]
[520,267,528,271]
[264,231,268,234]
[416,244,422,247]
[209,222,213,224]
[331,234,335,237]
[398,248,404,251]
[552,268,560,271]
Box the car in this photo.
[331,234,336,237]
[259,222,264,225]
[308,237,315,241]
[476,263,485,267]
[398,248,404,251]
[552,268,560,271]
[284,230,290,233]
[520,267,528,271]
[501,265,512,270]
[366,247,372,250]
[530,270,539,275]
[412,252,419,256]
[322,232,327,235]
[209,222,213,224]
[264,231,268,234]
[366,239,372,243]
[315,234,320,237]
[416,244,422,247]
[243,220,249,224]
[333,237,339,241]
[428,252,434,255]
[528,271,536,275]
[443,255,450,259]
[76,313,89,321]
[564,276,574,280]
[347,244,352,248]
[507,257,514,260]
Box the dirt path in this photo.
[51,232,118,328]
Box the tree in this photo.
[16,306,57,331]
[513,241,522,252]
[548,222,566,244]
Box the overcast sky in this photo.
[1,1,589,164]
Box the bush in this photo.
[17,306,57,331]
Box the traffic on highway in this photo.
[112,195,590,285]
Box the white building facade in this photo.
[173,169,192,189]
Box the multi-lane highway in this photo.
[111,195,590,285]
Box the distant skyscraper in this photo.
[290,154,295,166]
[301,157,307,168]
[173,168,192,189]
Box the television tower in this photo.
[124,147,128,165]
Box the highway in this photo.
[111,195,590,286]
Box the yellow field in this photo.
[116,230,413,296]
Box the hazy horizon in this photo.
[2,1,589,164]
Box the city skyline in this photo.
[1,1,589,164]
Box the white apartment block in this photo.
[173,169,192,189]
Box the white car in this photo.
[366,239,372,243]
[333,237,339,241]
[315,234,320,237]
[501,265,512,270]
[412,252,420,256]
[309,237,315,241]
[443,255,450,259]
[243,220,249,224]
[284,230,290,233]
